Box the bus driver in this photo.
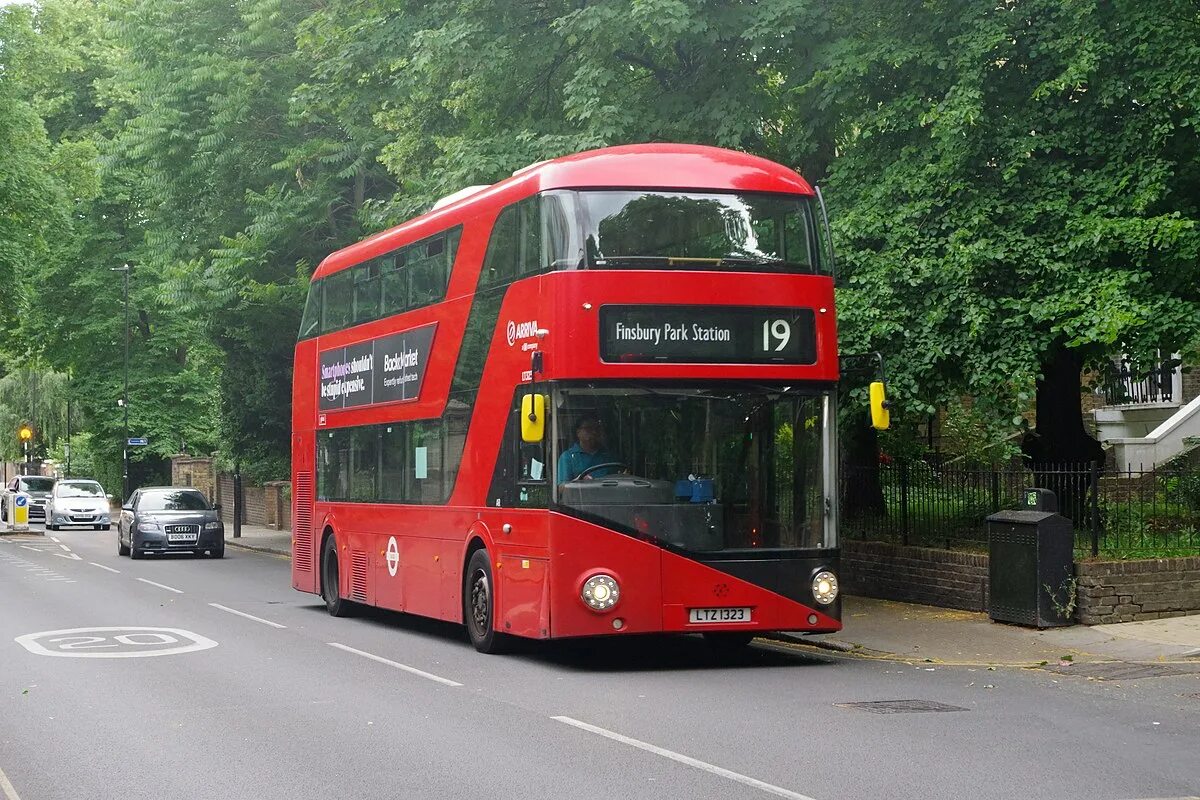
[557,416,620,483]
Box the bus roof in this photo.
[312,143,814,280]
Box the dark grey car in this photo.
[118,487,225,559]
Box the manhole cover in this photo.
[834,700,968,714]
[1048,662,1183,681]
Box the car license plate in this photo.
[688,607,752,624]
[167,533,196,542]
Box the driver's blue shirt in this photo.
[557,444,617,483]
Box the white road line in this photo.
[209,603,287,629]
[551,716,820,800]
[89,562,121,573]
[0,762,23,800]
[50,536,60,542]
[19,546,41,553]
[59,544,71,552]
[136,578,183,594]
[327,642,462,687]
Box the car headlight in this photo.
[581,574,620,612]
[204,521,221,530]
[137,521,161,533]
[812,570,839,605]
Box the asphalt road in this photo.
[1,526,1198,800]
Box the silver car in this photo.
[46,479,113,531]
[2,475,56,522]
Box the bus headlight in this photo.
[581,574,620,612]
[812,571,838,605]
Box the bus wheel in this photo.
[321,536,353,618]
[703,632,756,654]
[464,549,508,654]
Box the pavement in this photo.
[218,523,1200,669]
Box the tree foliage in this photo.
[0,0,1198,484]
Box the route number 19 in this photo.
[761,319,792,352]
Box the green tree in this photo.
[795,0,1200,473]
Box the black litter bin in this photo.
[987,489,1075,628]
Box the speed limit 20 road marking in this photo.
[14,627,218,658]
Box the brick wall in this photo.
[842,540,990,612]
[213,473,291,530]
[1183,362,1199,405]
[1075,556,1200,624]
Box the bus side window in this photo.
[353,261,381,324]
[322,269,354,333]
[318,428,351,501]
[381,251,407,316]
[482,204,520,287]
[407,420,444,503]
[298,278,321,339]
[379,425,406,502]
[519,196,542,275]
[409,236,445,307]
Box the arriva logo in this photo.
[506,319,539,346]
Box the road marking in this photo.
[19,546,40,553]
[50,536,60,542]
[54,552,82,561]
[328,642,462,687]
[15,627,217,659]
[58,544,71,552]
[0,762,23,800]
[551,716,820,800]
[136,578,183,594]
[90,562,121,573]
[209,603,286,629]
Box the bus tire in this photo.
[321,535,353,618]
[464,548,509,654]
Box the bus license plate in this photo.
[688,607,751,624]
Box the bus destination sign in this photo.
[600,305,816,365]
[319,323,436,411]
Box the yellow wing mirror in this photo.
[869,381,890,430]
[521,393,546,443]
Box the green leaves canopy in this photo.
[1,0,1198,476]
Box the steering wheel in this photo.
[574,462,630,480]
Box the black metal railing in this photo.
[841,460,1200,557]
[1102,358,1178,405]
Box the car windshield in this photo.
[57,482,104,498]
[138,490,210,511]
[19,477,55,493]
[553,383,829,552]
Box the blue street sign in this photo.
[127,437,149,446]
[15,495,27,507]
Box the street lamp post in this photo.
[111,264,130,500]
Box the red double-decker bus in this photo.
[292,143,876,653]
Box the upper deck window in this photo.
[574,190,824,275]
[300,226,462,340]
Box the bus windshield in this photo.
[570,190,823,274]
[553,384,828,552]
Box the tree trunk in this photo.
[1021,342,1104,523]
